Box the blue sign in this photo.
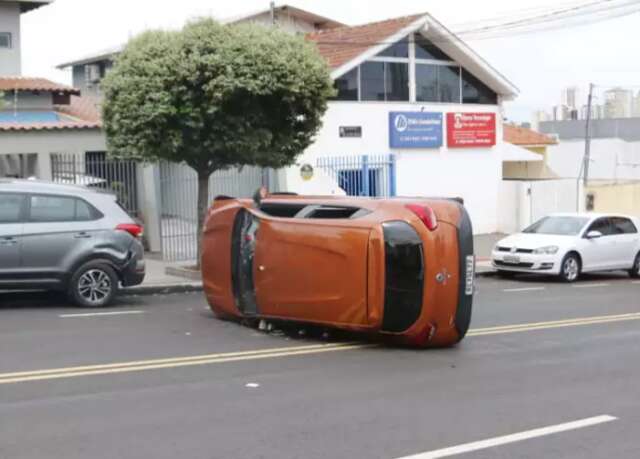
[389,112,443,149]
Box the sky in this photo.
[18,0,640,123]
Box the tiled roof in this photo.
[504,124,557,146]
[0,95,102,132]
[0,77,80,95]
[306,14,425,69]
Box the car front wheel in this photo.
[69,261,118,308]
[630,253,640,279]
[559,253,581,283]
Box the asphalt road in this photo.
[1,273,639,459]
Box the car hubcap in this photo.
[564,258,579,281]
[78,269,112,305]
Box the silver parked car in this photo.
[0,179,145,307]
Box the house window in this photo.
[415,36,453,61]
[0,33,12,49]
[377,39,409,58]
[333,67,358,101]
[361,62,409,102]
[462,69,498,104]
[416,64,461,103]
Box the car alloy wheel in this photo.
[69,261,119,308]
[561,255,580,282]
[78,269,113,306]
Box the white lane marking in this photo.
[394,415,617,459]
[59,310,146,319]
[503,287,546,293]
[572,283,610,289]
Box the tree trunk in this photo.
[195,171,210,270]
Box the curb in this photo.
[121,283,203,296]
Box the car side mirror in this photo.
[586,230,603,239]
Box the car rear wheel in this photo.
[629,253,640,279]
[559,253,581,283]
[69,261,118,308]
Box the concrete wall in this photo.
[285,101,504,234]
[540,118,640,142]
[586,182,640,217]
[0,1,21,75]
[0,129,107,179]
[242,12,319,34]
[546,138,640,181]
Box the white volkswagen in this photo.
[492,213,640,282]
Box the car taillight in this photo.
[406,204,438,231]
[116,223,144,238]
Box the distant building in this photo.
[633,91,640,117]
[552,104,571,121]
[604,87,633,119]
[561,86,580,110]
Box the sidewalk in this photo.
[474,233,504,276]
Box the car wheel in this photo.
[559,253,581,283]
[69,261,118,308]
[629,253,640,279]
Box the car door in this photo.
[252,208,372,326]
[580,217,616,271]
[610,217,640,268]
[0,192,26,276]
[21,194,103,279]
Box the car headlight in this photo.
[534,246,559,255]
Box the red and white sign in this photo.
[447,112,496,148]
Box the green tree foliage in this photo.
[102,18,334,264]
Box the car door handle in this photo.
[0,237,18,246]
[74,232,92,239]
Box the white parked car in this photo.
[492,213,640,282]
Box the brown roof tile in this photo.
[306,14,426,69]
[504,124,557,146]
[0,77,80,95]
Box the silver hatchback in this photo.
[0,179,145,307]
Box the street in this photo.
[1,275,639,459]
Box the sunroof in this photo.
[0,111,60,123]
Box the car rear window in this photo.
[28,195,102,223]
[0,193,25,223]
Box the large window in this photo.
[416,65,460,103]
[333,34,498,105]
[361,62,409,102]
[0,33,11,49]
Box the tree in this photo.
[102,19,335,265]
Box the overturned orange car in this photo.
[201,195,474,348]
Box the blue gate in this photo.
[316,154,396,197]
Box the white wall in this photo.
[546,138,640,181]
[0,2,21,75]
[285,101,504,234]
[1,92,54,110]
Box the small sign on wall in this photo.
[446,112,496,148]
[389,112,443,149]
[339,126,362,138]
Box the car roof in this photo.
[0,178,111,197]
[547,212,638,220]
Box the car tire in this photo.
[559,253,581,283]
[629,253,640,279]
[68,261,119,308]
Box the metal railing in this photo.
[316,154,396,197]
[50,152,140,217]
[158,162,265,262]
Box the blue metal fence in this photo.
[316,154,396,197]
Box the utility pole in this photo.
[583,83,595,187]
[270,1,276,26]
[576,83,594,211]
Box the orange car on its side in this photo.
[201,195,474,348]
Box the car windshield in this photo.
[523,216,590,235]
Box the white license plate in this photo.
[503,255,521,264]
[465,255,475,296]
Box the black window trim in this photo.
[0,191,27,224]
[25,193,104,224]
